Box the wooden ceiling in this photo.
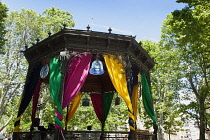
[80,56,115,93]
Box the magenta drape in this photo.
[62,52,91,109]
[90,94,103,123]
[31,80,42,125]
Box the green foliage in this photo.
[42,7,75,36]
[161,0,209,139]
[179,101,199,123]
[0,2,7,52]
[176,0,210,8]
[139,1,209,138]
[105,96,129,131]
[140,40,183,138]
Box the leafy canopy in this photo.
[0,2,7,52]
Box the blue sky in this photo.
[2,0,186,42]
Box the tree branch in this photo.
[205,107,210,110]
[188,76,199,98]
[0,115,13,133]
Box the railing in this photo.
[13,130,154,140]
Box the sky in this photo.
[1,0,186,42]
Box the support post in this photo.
[128,130,135,140]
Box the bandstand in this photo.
[13,26,158,140]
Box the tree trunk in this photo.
[189,76,207,140]
[199,98,205,140]
[169,129,171,140]
[158,112,164,140]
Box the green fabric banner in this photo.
[102,92,114,131]
[141,72,157,127]
[50,57,63,128]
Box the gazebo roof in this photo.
[23,28,155,72]
[23,28,155,92]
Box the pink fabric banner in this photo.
[62,52,91,109]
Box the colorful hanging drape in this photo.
[141,72,157,127]
[104,54,135,130]
[90,94,103,122]
[129,66,139,129]
[102,92,114,131]
[59,53,91,130]
[49,57,63,130]
[132,84,138,128]
[50,53,91,130]
[31,80,42,129]
[65,93,83,128]
[90,92,114,131]
[14,63,42,132]
[62,52,91,109]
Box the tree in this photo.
[0,2,7,52]
[161,0,210,139]
[140,40,183,139]
[0,7,75,134]
[41,6,75,35]
[0,1,8,131]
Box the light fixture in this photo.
[89,55,104,75]
[87,126,92,130]
[82,98,90,106]
[59,48,71,60]
[115,96,120,105]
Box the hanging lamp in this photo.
[115,96,121,105]
[89,54,104,75]
[82,98,90,106]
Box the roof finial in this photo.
[63,23,67,29]
[87,25,90,31]
[48,31,52,37]
[108,27,112,33]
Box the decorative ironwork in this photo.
[13,131,154,140]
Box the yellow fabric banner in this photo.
[14,93,23,132]
[104,54,135,130]
[65,93,83,128]
[132,84,139,128]
[14,116,21,132]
